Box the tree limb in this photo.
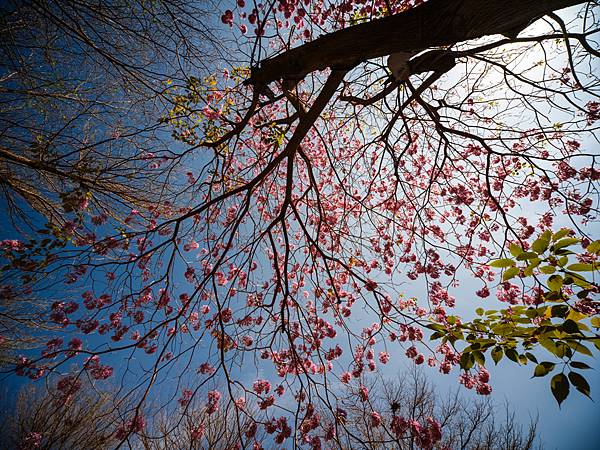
[248,0,586,86]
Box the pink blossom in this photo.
[253,379,271,395]
[358,385,369,402]
[221,9,234,26]
[19,432,42,449]
[206,390,221,415]
[371,411,382,427]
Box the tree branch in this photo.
[248,0,586,86]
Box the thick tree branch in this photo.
[248,0,586,86]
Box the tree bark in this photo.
[248,0,586,86]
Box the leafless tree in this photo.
[327,368,540,449]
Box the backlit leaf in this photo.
[547,275,563,292]
[568,372,590,398]
[552,238,579,251]
[551,373,570,406]
[502,266,520,281]
[509,243,524,257]
[489,258,515,268]
[533,362,555,377]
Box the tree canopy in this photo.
[0,0,599,448]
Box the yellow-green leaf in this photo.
[532,231,552,253]
[503,266,520,281]
[567,263,597,272]
[510,243,524,257]
[552,229,572,241]
[540,265,556,274]
[489,258,515,268]
[492,346,503,364]
[533,362,555,377]
[570,342,593,357]
[557,256,569,267]
[586,240,600,254]
[516,251,539,261]
[547,275,563,292]
[551,373,570,406]
[553,238,579,251]
[568,372,591,398]
[524,258,542,276]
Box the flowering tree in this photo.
[1,0,599,448]
[0,0,224,363]
[0,369,540,449]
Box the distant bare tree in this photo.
[0,0,228,364]
[326,368,540,450]
[0,0,228,229]
[0,380,264,450]
[0,380,119,450]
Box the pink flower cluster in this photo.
[19,432,42,450]
[460,367,492,395]
[263,416,292,444]
[84,355,113,380]
[115,414,146,440]
[55,375,82,404]
[390,415,442,450]
[206,390,221,415]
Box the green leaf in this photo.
[525,352,538,364]
[473,351,486,367]
[557,256,569,267]
[489,258,515,268]
[475,307,484,316]
[532,233,551,253]
[570,361,591,370]
[505,348,520,364]
[533,362,555,377]
[555,341,573,358]
[509,243,524,257]
[524,258,541,276]
[591,317,600,328]
[550,304,569,318]
[516,251,539,261]
[554,249,575,256]
[561,319,579,334]
[502,266,520,281]
[460,352,475,370]
[550,373,570,406]
[539,338,558,356]
[586,240,600,254]
[430,331,445,340]
[552,238,579,251]
[552,229,572,241]
[568,372,591,398]
[547,275,563,292]
[492,346,503,365]
[569,341,593,357]
[566,263,596,272]
[570,273,593,289]
[539,265,556,274]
